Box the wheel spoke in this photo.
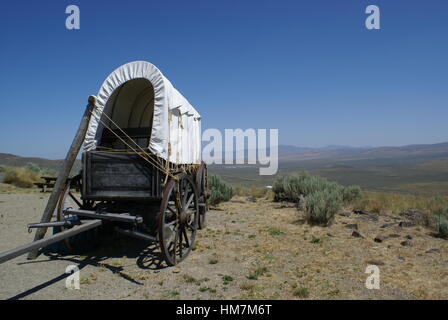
[182,227,190,247]
[165,220,176,227]
[186,193,195,209]
[167,206,176,215]
[178,227,183,257]
[175,187,183,212]
[173,227,178,264]
[182,183,191,206]
[68,192,82,208]
[186,223,196,232]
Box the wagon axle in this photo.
[63,208,144,224]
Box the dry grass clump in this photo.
[353,191,448,238]
[292,286,310,298]
[234,186,270,198]
[247,267,268,280]
[3,166,42,188]
[353,192,448,215]
[1,162,56,189]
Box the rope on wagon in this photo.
[89,110,177,180]
[98,109,200,177]
[100,111,176,176]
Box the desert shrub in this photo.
[3,167,41,188]
[25,162,56,176]
[208,174,234,206]
[273,171,361,226]
[342,185,362,203]
[273,171,351,202]
[433,208,448,238]
[304,189,343,226]
[273,173,301,201]
[274,172,360,199]
[274,172,318,201]
[25,162,42,173]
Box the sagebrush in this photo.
[304,189,343,226]
[433,208,448,238]
[208,174,234,206]
[24,162,56,176]
[273,171,362,225]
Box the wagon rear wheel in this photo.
[159,173,199,266]
[196,162,208,229]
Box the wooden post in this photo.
[27,96,97,260]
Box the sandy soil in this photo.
[0,192,447,300]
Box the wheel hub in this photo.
[179,210,192,225]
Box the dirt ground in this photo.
[0,191,447,300]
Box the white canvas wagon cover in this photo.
[84,61,201,164]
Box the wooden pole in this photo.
[1,220,102,264]
[27,96,97,260]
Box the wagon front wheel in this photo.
[55,175,98,253]
[158,174,199,266]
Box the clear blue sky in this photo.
[0,0,447,158]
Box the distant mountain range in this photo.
[219,142,448,163]
[278,145,372,153]
[1,142,447,172]
[0,153,81,174]
[277,142,448,162]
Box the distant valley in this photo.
[209,142,448,195]
[1,142,448,195]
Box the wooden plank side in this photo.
[83,151,163,200]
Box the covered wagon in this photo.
[0,61,208,266]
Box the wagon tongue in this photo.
[0,219,102,265]
[0,208,147,265]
